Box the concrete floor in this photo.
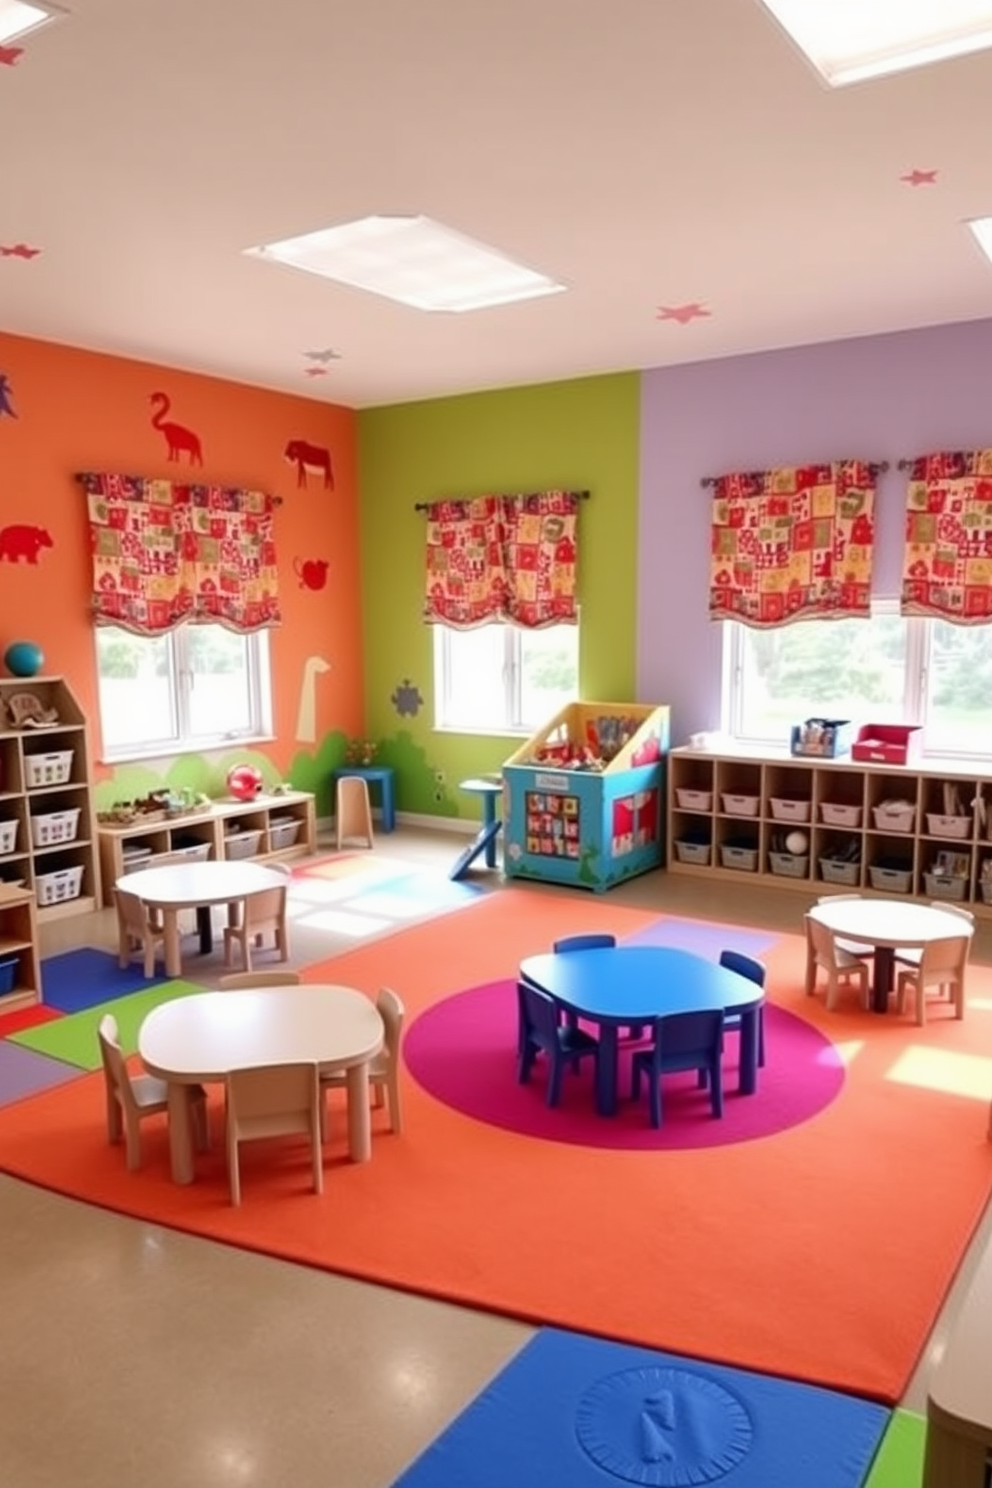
[1,827,989,1486]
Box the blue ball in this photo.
[4,641,44,678]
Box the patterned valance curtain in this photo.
[423,489,580,629]
[709,460,878,627]
[79,472,281,637]
[901,450,992,622]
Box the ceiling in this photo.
[4,0,992,409]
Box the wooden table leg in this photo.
[872,946,895,1014]
[162,909,183,978]
[167,1083,195,1184]
[345,1062,372,1161]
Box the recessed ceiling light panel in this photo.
[245,215,567,313]
[0,1,67,45]
[756,0,992,86]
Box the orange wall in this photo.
[0,332,362,785]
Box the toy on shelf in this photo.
[227,764,264,801]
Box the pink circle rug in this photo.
[404,978,844,1150]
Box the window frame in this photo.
[720,599,992,761]
[432,617,580,736]
[95,623,274,764]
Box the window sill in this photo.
[99,734,277,768]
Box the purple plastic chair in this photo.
[516,980,599,1108]
[631,1010,724,1128]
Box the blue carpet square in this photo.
[626,917,779,959]
[392,1329,888,1488]
[41,948,170,1013]
[354,870,483,914]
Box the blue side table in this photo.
[450,777,503,881]
[333,766,396,833]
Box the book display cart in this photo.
[668,742,992,914]
[0,675,101,925]
[97,790,316,907]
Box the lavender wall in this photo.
[638,317,992,745]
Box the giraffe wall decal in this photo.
[295,655,331,743]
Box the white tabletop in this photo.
[138,985,384,1084]
[808,898,974,948]
[119,860,289,909]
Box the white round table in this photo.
[119,861,291,977]
[139,985,384,1182]
[807,898,974,1013]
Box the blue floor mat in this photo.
[392,1329,888,1488]
[40,948,170,1013]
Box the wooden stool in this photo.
[336,775,374,850]
[923,1238,992,1486]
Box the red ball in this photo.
[227,764,263,801]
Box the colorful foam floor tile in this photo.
[391,1328,889,1488]
[863,1409,925,1487]
[0,1040,83,1106]
[624,917,779,959]
[41,947,170,1013]
[0,1003,62,1037]
[9,979,209,1070]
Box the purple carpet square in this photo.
[41,948,169,1013]
[0,1040,82,1107]
[392,1328,888,1488]
[624,916,779,959]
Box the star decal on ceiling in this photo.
[303,348,341,363]
[0,243,41,259]
[0,46,24,66]
[303,367,329,378]
[901,169,938,187]
[656,302,711,324]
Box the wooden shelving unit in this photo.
[667,743,992,914]
[0,675,101,924]
[96,790,317,907]
[0,883,41,1013]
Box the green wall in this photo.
[358,373,640,823]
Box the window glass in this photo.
[925,621,992,756]
[434,622,579,734]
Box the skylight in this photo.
[0,1,64,45]
[245,215,567,313]
[756,0,992,86]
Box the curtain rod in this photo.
[699,460,890,489]
[414,489,590,512]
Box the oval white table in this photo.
[119,861,291,977]
[139,985,384,1183]
[806,898,974,1013]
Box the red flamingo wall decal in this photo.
[149,392,203,465]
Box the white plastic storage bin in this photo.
[720,844,758,871]
[675,840,711,866]
[871,804,916,832]
[675,788,713,811]
[869,864,913,894]
[122,846,153,872]
[769,851,809,878]
[223,828,263,860]
[24,751,73,789]
[268,817,303,850]
[926,814,971,839]
[721,793,760,817]
[35,864,84,906]
[820,858,860,886]
[769,798,811,823]
[820,802,862,828]
[30,807,81,848]
[158,842,212,865]
[0,820,18,855]
[924,872,968,901]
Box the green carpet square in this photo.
[864,1409,925,1487]
[8,981,209,1070]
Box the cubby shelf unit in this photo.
[668,744,992,913]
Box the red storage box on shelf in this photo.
[851,724,923,765]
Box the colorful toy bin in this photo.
[502,702,670,892]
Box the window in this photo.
[723,601,992,758]
[95,624,272,761]
[433,621,579,734]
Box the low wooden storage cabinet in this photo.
[97,791,316,907]
[0,883,41,1012]
[668,744,992,914]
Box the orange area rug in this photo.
[2,887,991,1405]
